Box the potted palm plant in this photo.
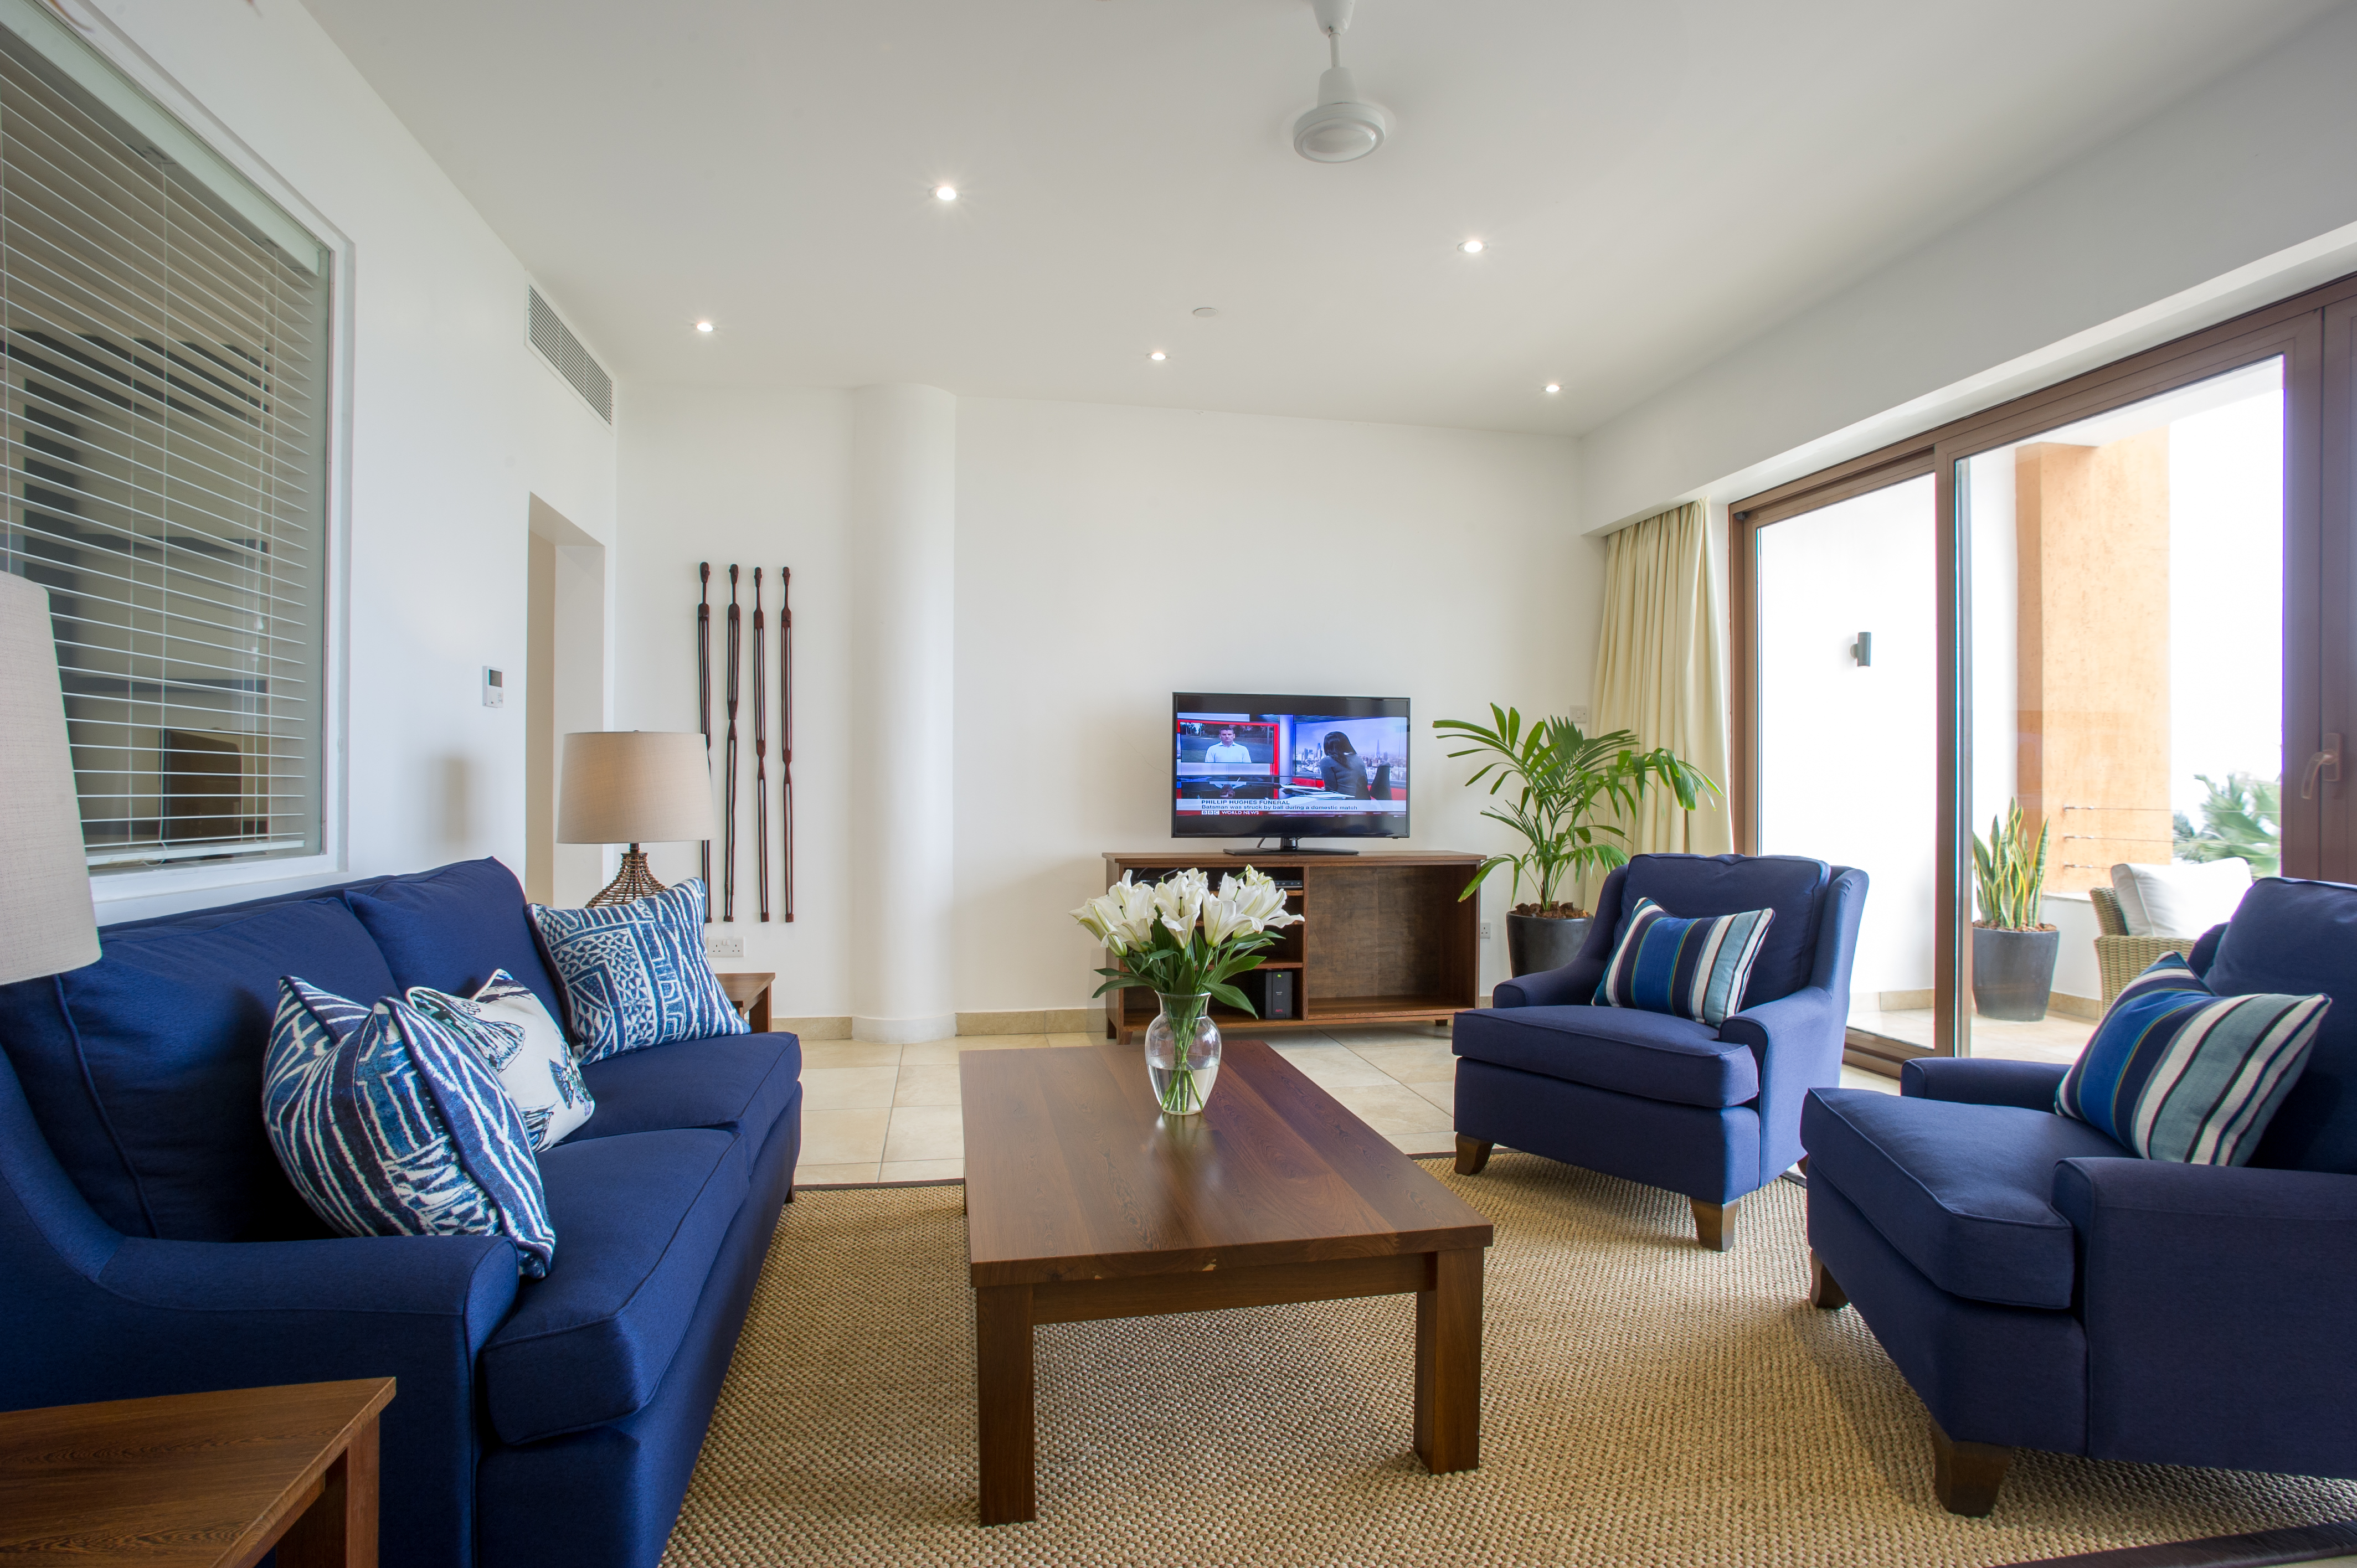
[1971,799,2058,1021]
[1433,706,1717,976]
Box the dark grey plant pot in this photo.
[1972,925,2060,1022]
[1507,914,1593,978]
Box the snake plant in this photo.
[1971,800,2050,930]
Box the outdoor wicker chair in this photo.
[2088,885,2195,1004]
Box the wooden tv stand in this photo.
[1100,850,1483,1041]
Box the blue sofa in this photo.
[1803,875,2357,1515]
[1452,853,1868,1249]
[0,858,803,1568]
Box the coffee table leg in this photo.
[276,1412,379,1567]
[975,1283,1036,1524]
[1414,1247,1483,1473]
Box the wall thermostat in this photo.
[482,667,505,708]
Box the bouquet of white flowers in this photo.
[1072,866,1304,1113]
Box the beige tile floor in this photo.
[1849,1007,2096,1066]
[794,1025,1464,1187]
[793,1024,1902,1187]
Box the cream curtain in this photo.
[1591,501,1733,867]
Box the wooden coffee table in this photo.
[960,1038,1493,1525]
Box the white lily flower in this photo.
[1152,869,1207,943]
[1073,873,1165,954]
[1201,885,1250,946]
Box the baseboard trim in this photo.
[770,1016,850,1040]
[953,1008,1103,1035]
[852,1013,959,1045]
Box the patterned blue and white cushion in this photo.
[1592,896,1776,1027]
[528,879,748,1065]
[263,977,557,1276]
[2056,953,2329,1165]
[406,969,595,1151]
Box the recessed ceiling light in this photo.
[1150,351,1167,362]
[934,184,958,201]
[695,320,714,333]
[1544,383,1561,394]
[1459,239,1486,255]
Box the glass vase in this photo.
[1144,991,1223,1116]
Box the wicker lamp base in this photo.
[588,846,668,907]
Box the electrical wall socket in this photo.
[1568,706,1589,726]
[1480,921,1493,940]
[707,933,744,958]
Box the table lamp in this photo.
[0,571,99,985]
[558,731,716,907]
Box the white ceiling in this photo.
[298,0,2343,435]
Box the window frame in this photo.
[39,3,356,912]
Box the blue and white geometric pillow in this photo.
[261,977,558,1277]
[406,970,595,1151]
[2056,952,2329,1165]
[527,879,749,1065]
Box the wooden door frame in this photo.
[1729,269,2357,1057]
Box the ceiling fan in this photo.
[1291,0,1391,163]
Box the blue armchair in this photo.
[1803,875,2357,1515]
[1451,853,1868,1250]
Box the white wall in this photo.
[1576,0,2357,532]
[91,0,617,922]
[611,388,1594,1021]
[953,399,1593,1014]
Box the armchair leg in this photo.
[1929,1419,2013,1517]
[1808,1252,1847,1309]
[1691,1197,1737,1251]
[1453,1134,1493,1175]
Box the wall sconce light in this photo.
[1851,632,1872,667]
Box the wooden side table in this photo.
[718,969,775,1033]
[0,1377,394,1566]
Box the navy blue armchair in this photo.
[1803,875,2357,1516]
[1451,853,1867,1250]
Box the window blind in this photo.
[0,9,330,873]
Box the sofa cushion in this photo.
[1618,854,1830,1010]
[480,1127,749,1444]
[573,1032,802,1144]
[263,981,556,1277]
[0,895,395,1241]
[2202,878,2357,1173]
[347,858,567,1033]
[528,880,747,1065]
[1453,1004,1758,1108]
[1593,896,1774,1028]
[1803,1087,2129,1309]
[2056,953,2326,1165]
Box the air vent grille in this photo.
[528,287,613,422]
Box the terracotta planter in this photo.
[1971,925,2060,1022]
[1507,913,1592,978]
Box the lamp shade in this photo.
[0,571,99,984]
[557,731,715,845]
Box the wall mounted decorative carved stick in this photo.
[792,568,801,924]
[723,565,742,922]
[752,568,770,923]
[696,563,712,919]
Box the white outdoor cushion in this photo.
[2109,859,2255,938]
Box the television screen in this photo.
[1172,693,1410,843]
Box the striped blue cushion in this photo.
[2057,953,2329,1165]
[1592,896,1776,1027]
[406,969,595,1151]
[528,879,748,1065]
[263,977,557,1276]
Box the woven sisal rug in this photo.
[661,1153,2357,1567]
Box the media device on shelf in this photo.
[1171,692,1410,854]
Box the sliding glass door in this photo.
[1734,273,2349,1066]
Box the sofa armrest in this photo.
[1718,985,1841,1055]
[2050,1157,2357,1473]
[7,1231,518,1568]
[1492,956,1605,1009]
[1901,1056,2068,1109]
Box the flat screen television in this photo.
[1171,693,1409,852]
